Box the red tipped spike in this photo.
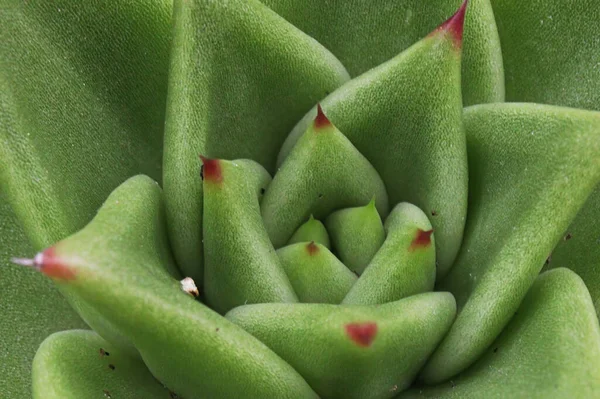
[200,156,223,183]
[12,247,76,281]
[410,229,434,251]
[314,104,332,129]
[306,241,319,256]
[437,0,468,46]
[345,322,378,347]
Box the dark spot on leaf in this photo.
[215,328,220,332]
[564,233,572,241]
[108,364,115,370]
[544,254,552,266]
[493,347,498,353]
[318,193,323,199]
[410,229,434,250]
[431,210,438,216]
[99,348,109,357]
[103,390,112,398]
[260,188,265,195]
[306,241,319,256]
[345,322,378,347]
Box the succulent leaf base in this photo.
[1,0,599,398]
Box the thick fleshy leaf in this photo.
[263,109,389,248]
[325,199,385,275]
[421,103,600,384]
[1,0,171,249]
[343,203,435,305]
[278,14,468,277]
[401,268,600,398]
[0,197,86,398]
[277,242,357,303]
[163,0,350,282]
[263,0,504,105]
[226,292,456,399]
[544,185,600,318]
[288,215,331,249]
[492,0,600,111]
[15,176,318,399]
[1,2,170,394]
[32,330,170,399]
[202,158,297,314]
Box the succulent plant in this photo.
[1,0,600,398]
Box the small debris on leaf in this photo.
[180,277,199,297]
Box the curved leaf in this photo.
[492,0,600,111]
[17,175,317,399]
[227,292,457,399]
[401,269,600,398]
[163,0,350,282]
[262,0,504,104]
[32,330,170,399]
[421,103,600,383]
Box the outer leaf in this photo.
[401,269,600,398]
[544,185,600,318]
[0,197,86,399]
[21,176,318,399]
[1,0,171,249]
[227,292,457,399]
[492,0,600,111]
[32,330,171,399]
[421,103,600,384]
[278,15,468,277]
[262,0,504,104]
[163,0,350,282]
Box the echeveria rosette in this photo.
[1,1,600,399]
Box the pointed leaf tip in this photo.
[200,156,223,183]
[306,241,319,256]
[12,247,76,281]
[345,322,378,347]
[314,104,332,129]
[437,0,468,45]
[410,229,434,250]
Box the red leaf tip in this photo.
[345,322,378,347]
[200,156,223,183]
[12,246,76,281]
[410,229,434,250]
[314,104,332,129]
[306,241,319,256]
[438,0,468,45]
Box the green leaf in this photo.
[202,158,297,314]
[278,17,468,277]
[277,242,357,304]
[492,0,600,111]
[401,268,600,398]
[163,0,350,283]
[343,203,435,305]
[544,185,600,318]
[262,0,504,105]
[226,292,457,399]
[23,176,317,399]
[32,330,171,399]
[325,199,385,276]
[421,103,600,384]
[1,0,171,248]
[1,2,171,395]
[288,215,331,249]
[0,197,86,398]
